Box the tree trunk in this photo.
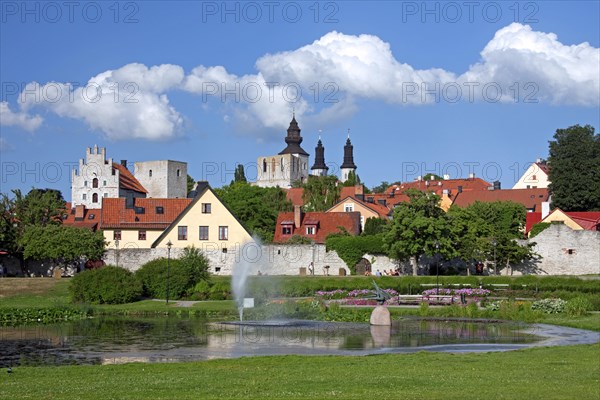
[411,256,418,276]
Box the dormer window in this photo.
[156,206,164,214]
[88,214,95,220]
[282,226,292,235]
[306,226,315,235]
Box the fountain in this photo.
[231,238,263,321]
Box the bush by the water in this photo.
[531,298,567,314]
[70,266,142,304]
[136,247,211,300]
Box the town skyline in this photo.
[1,1,599,196]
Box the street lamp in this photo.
[434,241,440,296]
[491,238,497,276]
[115,239,119,268]
[166,240,173,304]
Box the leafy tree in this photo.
[362,217,388,236]
[0,189,66,272]
[20,225,105,266]
[187,175,195,194]
[301,175,340,212]
[326,234,386,274]
[371,181,391,193]
[382,190,453,275]
[447,201,536,274]
[233,164,247,183]
[215,182,292,242]
[548,124,600,211]
[179,246,211,283]
[423,173,443,181]
[342,170,360,187]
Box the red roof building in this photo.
[62,202,99,231]
[452,188,550,212]
[273,206,361,244]
[285,187,305,207]
[100,197,192,230]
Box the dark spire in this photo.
[311,138,328,171]
[279,116,309,156]
[340,134,357,169]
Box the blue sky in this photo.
[1,1,599,197]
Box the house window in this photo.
[199,226,209,240]
[219,226,228,240]
[138,230,146,240]
[202,203,211,213]
[88,214,95,220]
[222,248,228,253]
[282,226,292,235]
[532,175,537,181]
[82,194,87,200]
[263,159,267,173]
[156,206,164,214]
[103,192,108,198]
[149,170,153,177]
[92,178,98,188]
[177,169,181,177]
[306,226,315,235]
[113,230,122,240]
[92,193,98,203]
[344,203,354,212]
[84,181,88,187]
[178,226,188,240]
[103,180,107,186]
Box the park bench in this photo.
[396,295,424,305]
[488,284,510,290]
[423,295,455,305]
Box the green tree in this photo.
[187,175,195,194]
[382,190,453,275]
[371,181,391,193]
[215,182,292,242]
[233,164,247,183]
[423,173,443,181]
[343,170,360,187]
[362,217,388,236]
[20,225,105,266]
[447,201,536,274]
[179,245,211,283]
[548,124,600,211]
[301,175,341,212]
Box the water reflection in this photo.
[0,317,537,367]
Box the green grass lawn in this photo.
[1,344,598,400]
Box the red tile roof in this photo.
[565,212,600,230]
[100,198,192,229]
[386,178,492,198]
[62,202,99,231]
[535,162,550,175]
[334,196,391,218]
[285,188,305,207]
[339,186,357,200]
[273,211,361,244]
[452,188,550,211]
[112,163,147,194]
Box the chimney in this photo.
[294,205,303,229]
[355,184,364,201]
[541,201,551,219]
[493,181,501,190]
[469,173,475,179]
[430,175,435,181]
[121,160,127,168]
[75,205,85,220]
[443,174,450,180]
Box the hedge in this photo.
[70,266,142,304]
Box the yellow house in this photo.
[327,196,391,230]
[100,182,253,251]
[151,183,253,250]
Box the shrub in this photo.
[566,296,594,316]
[179,246,211,284]
[531,298,567,314]
[191,280,213,300]
[70,266,142,304]
[137,258,195,300]
[326,234,386,273]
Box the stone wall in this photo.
[515,224,600,275]
[103,244,350,276]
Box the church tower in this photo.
[256,116,310,188]
[340,134,357,182]
[310,137,328,177]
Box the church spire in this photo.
[340,132,357,170]
[311,135,328,175]
[279,115,309,156]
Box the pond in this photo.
[0,316,557,367]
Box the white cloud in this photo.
[19,64,185,140]
[460,23,600,105]
[0,101,43,131]
[0,137,13,151]
[9,24,599,139]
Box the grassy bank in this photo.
[1,344,598,400]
